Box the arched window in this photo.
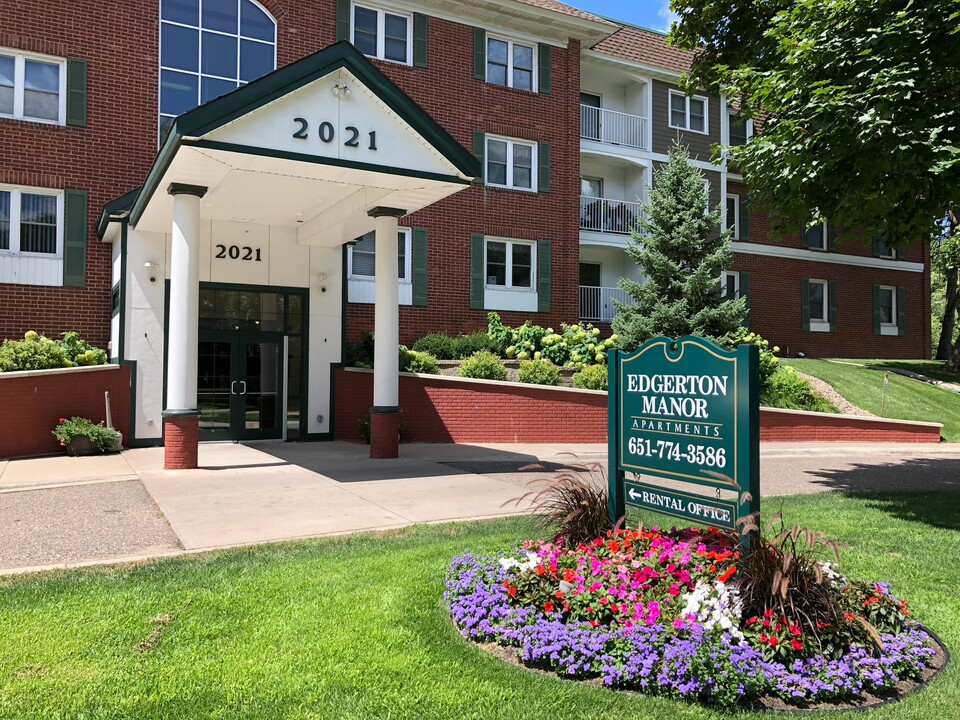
[159,0,276,141]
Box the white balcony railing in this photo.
[580,195,641,234]
[580,285,636,323]
[580,105,648,150]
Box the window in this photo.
[806,279,831,332]
[486,136,536,191]
[875,236,898,259]
[668,90,707,133]
[804,221,835,251]
[486,239,535,290]
[580,92,601,141]
[0,186,62,256]
[725,195,740,238]
[875,284,904,336]
[486,37,535,91]
[878,286,895,327]
[720,271,740,301]
[352,5,412,64]
[0,50,65,124]
[159,0,277,141]
[348,228,411,282]
[728,113,751,146]
[581,177,603,198]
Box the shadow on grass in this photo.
[804,457,960,530]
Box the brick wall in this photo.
[0,364,131,458]
[333,368,943,444]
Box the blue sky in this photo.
[570,0,677,33]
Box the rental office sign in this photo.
[607,336,760,531]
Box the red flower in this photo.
[764,608,775,619]
[791,639,803,651]
[789,625,801,637]
[745,616,758,627]
[555,591,565,600]
[564,570,576,583]
[508,586,517,597]
[762,619,771,628]
[536,565,546,576]
[717,566,737,583]
[543,602,554,613]
[502,580,510,588]
[844,612,856,622]
[599,597,609,606]
[759,633,768,643]
[769,636,779,647]
[608,541,620,553]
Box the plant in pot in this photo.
[52,417,122,456]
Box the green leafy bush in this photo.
[762,366,838,413]
[398,346,439,374]
[412,332,456,359]
[487,312,512,354]
[0,330,108,372]
[724,327,779,391]
[52,416,121,452]
[516,359,560,386]
[458,351,507,380]
[572,363,608,390]
[452,332,499,359]
[346,332,375,368]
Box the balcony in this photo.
[580,285,636,323]
[580,195,641,235]
[580,105,648,150]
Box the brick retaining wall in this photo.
[333,368,943,444]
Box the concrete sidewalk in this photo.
[2,440,959,575]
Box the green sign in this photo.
[608,336,759,533]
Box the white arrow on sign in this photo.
[628,487,640,501]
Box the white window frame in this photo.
[0,49,67,125]
[878,285,899,335]
[721,270,740,300]
[877,239,898,260]
[485,237,536,291]
[725,194,740,239]
[0,184,64,258]
[805,220,830,251]
[668,90,708,134]
[347,227,412,283]
[726,111,753,147]
[808,279,830,331]
[351,3,413,66]
[485,135,538,192]
[485,35,537,92]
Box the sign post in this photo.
[608,336,759,540]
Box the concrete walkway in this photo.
[2,440,959,575]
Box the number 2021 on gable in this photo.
[215,244,262,262]
[292,118,377,150]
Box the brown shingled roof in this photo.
[514,0,610,23]
[591,24,694,74]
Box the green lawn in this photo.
[1,492,959,719]
[785,358,960,441]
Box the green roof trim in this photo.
[97,187,142,238]
[130,42,479,226]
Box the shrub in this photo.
[346,332,375,368]
[516,359,559,386]
[0,330,108,372]
[52,416,121,452]
[399,346,439,374]
[762,366,838,412]
[572,363,608,390]
[452,332,499,358]
[60,331,108,366]
[724,327,779,391]
[458,351,507,380]
[412,332,456,359]
[487,312,512,354]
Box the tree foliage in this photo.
[613,143,746,350]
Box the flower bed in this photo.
[445,526,943,709]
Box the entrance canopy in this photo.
[126,42,479,244]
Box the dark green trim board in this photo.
[341,244,350,366]
[537,239,552,313]
[63,188,88,287]
[97,187,139,238]
[897,286,906,336]
[801,278,811,331]
[538,142,551,193]
[470,233,485,310]
[828,280,838,332]
[412,227,428,306]
[873,284,883,334]
[538,44,551,94]
[167,183,207,198]
[66,59,87,127]
[335,0,350,42]
[130,42,480,225]
[473,28,486,81]
[117,220,128,362]
[414,14,428,68]
[473,131,485,184]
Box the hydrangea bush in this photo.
[445,526,936,708]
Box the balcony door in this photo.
[580,92,602,140]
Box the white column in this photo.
[371,209,404,408]
[166,184,206,411]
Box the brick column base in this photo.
[369,408,400,459]
[163,413,199,469]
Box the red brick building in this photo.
[0,0,930,453]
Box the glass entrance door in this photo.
[198,332,284,441]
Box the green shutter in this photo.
[740,196,750,240]
[828,280,838,332]
[470,233,485,309]
[336,0,351,42]
[538,142,551,193]
[801,278,811,331]
[897,286,906,336]
[473,28,486,81]
[537,239,551,313]
[63,189,88,287]
[740,272,750,325]
[473,131,485,184]
[873,284,882,334]
[414,14,428,68]
[412,227,428,306]
[66,59,87,127]
[827,224,837,251]
[538,43,551,94]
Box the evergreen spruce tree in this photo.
[613,143,747,350]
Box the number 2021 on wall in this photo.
[215,244,262,262]
[292,118,377,150]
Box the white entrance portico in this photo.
[99,42,479,467]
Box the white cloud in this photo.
[656,0,679,32]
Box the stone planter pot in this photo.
[65,435,101,456]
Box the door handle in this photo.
[231,380,238,395]
[239,381,247,395]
